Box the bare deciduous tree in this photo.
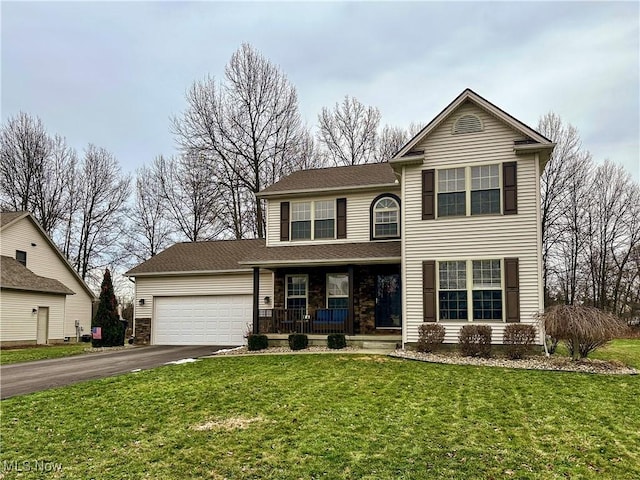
[125,164,175,262]
[63,145,131,281]
[317,95,381,166]
[152,155,224,242]
[376,125,408,162]
[172,43,308,238]
[0,112,75,234]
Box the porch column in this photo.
[252,267,260,334]
[348,265,355,335]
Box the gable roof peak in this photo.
[391,88,554,162]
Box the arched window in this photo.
[372,195,400,239]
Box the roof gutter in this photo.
[389,153,425,166]
[239,256,401,268]
[125,268,254,278]
[257,182,400,199]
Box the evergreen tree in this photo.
[91,268,124,347]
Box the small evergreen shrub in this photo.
[416,324,446,353]
[288,333,309,351]
[458,325,492,357]
[503,324,537,359]
[247,334,268,351]
[327,333,347,350]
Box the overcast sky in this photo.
[2,1,639,180]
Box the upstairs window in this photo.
[16,250,27,266]
[437,168,466,217]
[471,165,500,215]
[373,196,400,238]
[314,201,335,239]
[291,202,312,240]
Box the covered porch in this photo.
[241,242,402,337]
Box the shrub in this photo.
[458,325,492,357]
[247,334,268,351]
[503,324,537,359]
[416,324,446,353]
[538,305,628,359]
[327,334,347,350]
[288,333,309,351]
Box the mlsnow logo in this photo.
[2,459,63,474]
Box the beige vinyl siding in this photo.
[265,189,400,246]
[403,102,543,344]
[134,271,274,319]
[1,220,93,339]
[0,290,65,342]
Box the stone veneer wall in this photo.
[134,318,151,344]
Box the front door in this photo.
[375,274,401,328]
[36,307,49,345]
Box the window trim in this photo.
[436,258,505,322]
[289,200,336,241]
[326,273,349,309]
[370,193,401,240]
[285,274,308,312]
[435,163,503,219]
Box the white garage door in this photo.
[154,295,252,345]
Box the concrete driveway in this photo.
[1,345,227,399]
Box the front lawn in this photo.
[589,339,640,369]
[0,343,88,365]
[1,354,639,479]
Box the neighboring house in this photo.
[127,89,554,347]
[0,212,96,346]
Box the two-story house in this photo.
[0,211,96,346]
[126,89,554,347]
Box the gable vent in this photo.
[453,114,483,134]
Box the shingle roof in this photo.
[126,239,266,275]
[239,241,401,267]
[0,256,75,295]
[0,211,28,229]
[258,163,398,196]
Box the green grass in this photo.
[2,354,639,479]
[590,339,640,369]
[552,339,640,369]
[0,343,88,365]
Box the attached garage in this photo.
[126,239,273,346]
[153,295,252,345]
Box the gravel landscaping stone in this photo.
[391,349,638,375]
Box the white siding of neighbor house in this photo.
[0,290,66,343]
[265,188,401,247]
[134,271,274,320]
[1,219,94,339]
[402,102,543,344]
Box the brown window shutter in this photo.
[280,202,290,241]
[503,162,517,215]
[336,198,347,239]
[423,260,436,322]
[422,169,435,220]
[504,258,520,322]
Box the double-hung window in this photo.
[327,274,349,309]
[290,201,335,240]
[438,259,503,321]
[436,164,501,217]
[314,201,335,239]
[437,168,466,217]
[286,275,308,312]
[471,165,500,215]
[438,261,468,320]
[291,202,312,240]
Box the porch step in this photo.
[360,340,400,352]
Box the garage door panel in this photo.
[154,295,251,345]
